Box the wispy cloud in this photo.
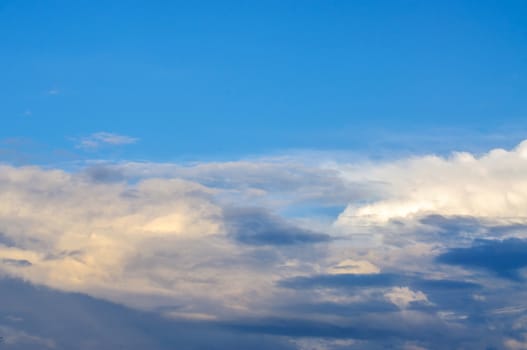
[77,132,138,149]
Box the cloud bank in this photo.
[2,140,527,348]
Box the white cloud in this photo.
[0,164,308,318]
[384,287,429,309]
[77,132,138,149]
[436,311,468,321]
[0,165,224,301]
[86,139,527,232]
[336,140,527,229]
[327,259,380,275]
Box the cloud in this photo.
[220,311,476,347]
[437,238,527,280]
[4,140,527,348]
[279,299,400,316]
[77,132,138,149]
[292,339,355,350]
[327,259,380,275]
[225,208,331,246]
[221,316,400,340]
[0,325,56,349]
[1,258,32,267]
[0,277,296,350]
[0,163,336,321]
[278,273,480,294]
[278,273,399,290]
[506,334,527,350]
[419,215,483,235]
[336,140,527,228]
[384,286,429,309]
[0,165,224,303]
[82,164,126,183]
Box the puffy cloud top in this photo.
[337,140,527,228]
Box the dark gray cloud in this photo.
[0,274,503,350]
[1,259,32,267]
[419,215,527,243]
[278,273,480,292]
[279,300,400,316]
[277,272,484,317]
[0,232,16,247]
[225,208,331,245]
[82,164,126,183]
[420,215,483,234]
[437,238,527,280]
[221,317,400,340]
[412,278,481,291]
[0,278,295,350]
[218,312,500,349]
[278,273,399,289]
[43,250,83,261]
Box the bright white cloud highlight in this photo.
[336,140,527,228]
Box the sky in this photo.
[1,1,527,349]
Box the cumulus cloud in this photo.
[4,139,527,348]
[0,163,335,320]
[336,140,527,229]
[0,165,223,302]
[80,139,527,235]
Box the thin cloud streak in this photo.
[77,132,138,150]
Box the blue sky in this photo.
[2,2,527,349]
[2,0,527,160]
